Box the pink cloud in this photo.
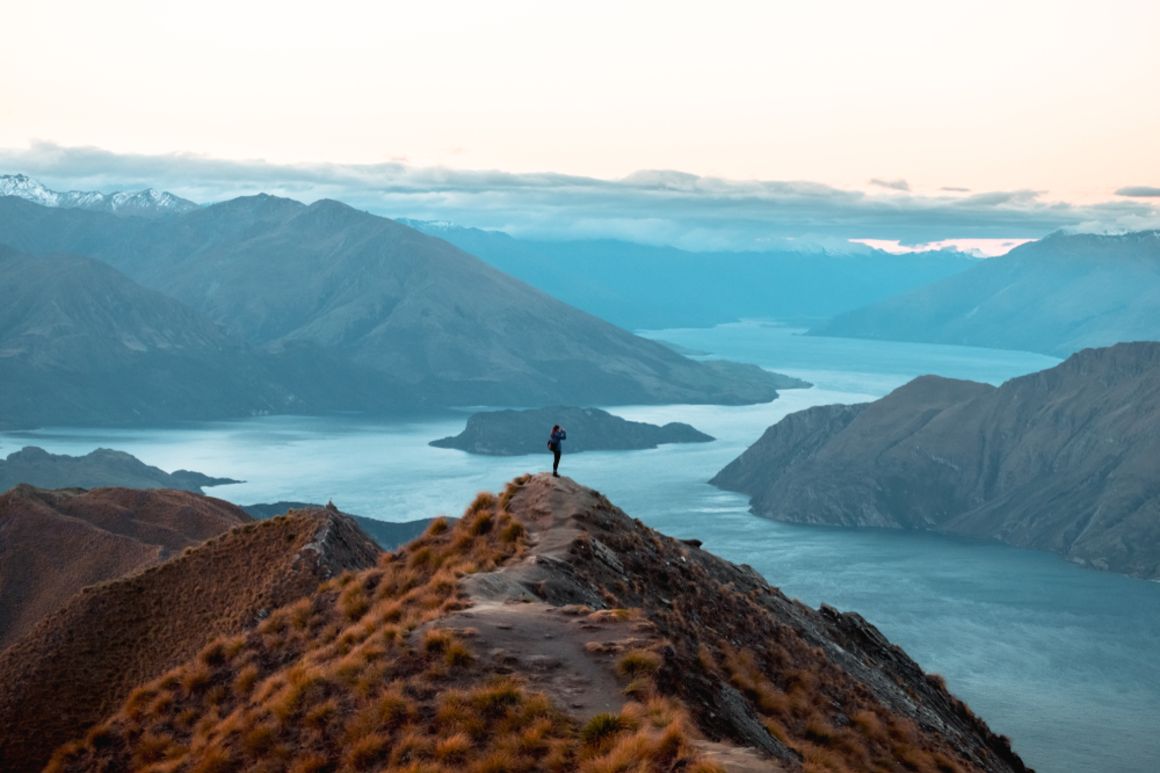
[850,237,1036,258]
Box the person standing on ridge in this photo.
[548,424,567,477]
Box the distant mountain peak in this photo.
[0,173,197,216]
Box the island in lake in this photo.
[430,406,715,455]
[0,446,241,495]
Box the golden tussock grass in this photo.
[46,477,724,773]
[615,648,664,680]
[707,639,972,773]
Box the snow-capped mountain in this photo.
[0,174,197,216]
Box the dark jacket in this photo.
[548,428,567,451]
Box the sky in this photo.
[3,0,1159,251]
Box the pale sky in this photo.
[4,0,1160,248]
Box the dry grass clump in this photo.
[615,648,663,680]
[578,697,707,773]
[46,478,721,773]
[705,641,969,773]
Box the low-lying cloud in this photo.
[869,177,911,192]
[1116,185,1160,198]
[3,141,1158,251]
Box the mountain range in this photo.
[0,193,792,425]
[812,230,1160,356]
[1,475,1027,772]
[407,220,980,329]
[711,341,1160,579]
[0,173,196,216]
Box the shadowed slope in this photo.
[0,486,249,649]
[0,196,788,407]
[713,341,1160,578]
[47,476,1025,773]
[812,230,1160,356]
[0,502,379,772]
[0,246,408,428]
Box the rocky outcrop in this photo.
[46,475,1025,773]
[0,446,241,494]
[0,485,249,649]
[713,341,1160,579]
[430,406,714,455]
[0,501,380,772]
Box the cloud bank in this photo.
[1116,185,1160,198]
[869,178,911,192]
[3,142,1158,251]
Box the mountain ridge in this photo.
[712,341,1160,578]
[0,486,250,650]
[0,499,379,772]
[0,245,412,427]
[811,230,1160,356]
[0,173,197,216]
[404,219,981,329]
[34,475,1025,773]
[0,196,793,411]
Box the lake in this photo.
[5,323,1157,773]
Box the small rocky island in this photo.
[430,406,714,455]
[0,446,241,494]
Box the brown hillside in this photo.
[0,486,248,649]
[0,503,379,772]
[49,475,1026,773]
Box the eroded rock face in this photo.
[713,341,1160,579]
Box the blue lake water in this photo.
[5,323,1158,772]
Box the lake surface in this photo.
[6,323,1158,772]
